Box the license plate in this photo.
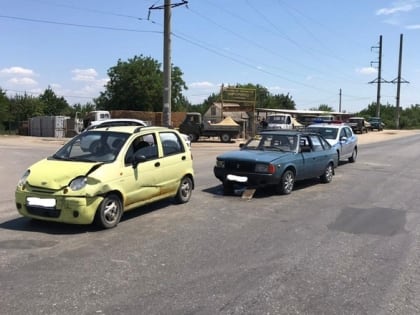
[26,197,56,208]
[227,174,248,183]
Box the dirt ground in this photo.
[355,129,420,144]
[0,129,419,147]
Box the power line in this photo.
[1,3,375,109]
[0,15,162,33]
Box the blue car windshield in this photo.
[243,134,298,152]
[52,131,130,163]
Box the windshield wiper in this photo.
[73,157,98,162]
[52,154,70,161]
[52,154,97,162]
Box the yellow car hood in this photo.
[27,158,103,190]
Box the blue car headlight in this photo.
[216,160,225,168]
[255,163,277,174]
[69,176,87,191]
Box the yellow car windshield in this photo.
[53,131,129,163]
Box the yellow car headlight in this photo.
[69,176,87,191]
[17,170,30,187]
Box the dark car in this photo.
[214,130,338,195]
[347,117,371,134]
[367,117,385,131]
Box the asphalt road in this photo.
[1,135,420,315]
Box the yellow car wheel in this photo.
[175,176,193,204]
[94,194,123,229]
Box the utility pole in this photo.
[391,34,409,129]
[163,0,171,127]
[369,35,386,117]
[149,1,188,127]
[338,88,342,113]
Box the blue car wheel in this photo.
[276,169,294,195]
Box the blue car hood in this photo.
[217,149,293,163]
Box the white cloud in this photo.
[8,77,37,85]
[71,68,99,82]
[376,0,420,15]
[188,81,215,88]
[49,83,62,89]
[406,24,420,29]
[356,67,377,75]
[0,66,35,76]
[184,81,219,105]
[268,85,289,93]
[0,66,38,89]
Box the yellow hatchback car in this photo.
[15,126,194,229]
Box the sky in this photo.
[1,0,419,114]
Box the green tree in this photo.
[200,93,219,115]
[171,66,189,111]
[39,87,70,115]
[400,104,420,129]
[95,55,187,112]
[69,102,96,119]
[266,93,296,109]
[172,94,192,112]
[9,93,44,121]
[311,104,334,112]
[359,102,398,129]
[0,88,10,131]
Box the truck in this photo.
[179,112,241,143]
[347,117,371,134]
[82,110,111,130]
[367,117,385,131]
[265,113,294,129]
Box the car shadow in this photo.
[0,199,175,234]
[338,160,352,166]
[203,178,323,199]
[0,218,100,234]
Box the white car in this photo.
[307,122,358,163]
[84,118,191,147]
[180,133,191,148]
[85,118,149,130]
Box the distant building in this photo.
[203,102,249,123]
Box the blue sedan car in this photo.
[214,130,338,195]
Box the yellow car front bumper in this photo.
[15,190,103,225]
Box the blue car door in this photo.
[308,135,330,175]
[298,136,319,179]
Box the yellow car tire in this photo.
[94,194,123,229]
